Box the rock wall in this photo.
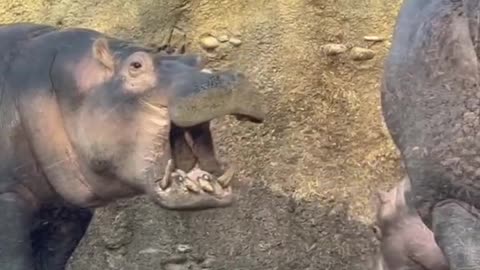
[1,0,403,269]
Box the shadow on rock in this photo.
[67,181,378,270]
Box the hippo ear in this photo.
[92,38,115,71]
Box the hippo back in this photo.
[381,0,480,222]
[0,23,57,192]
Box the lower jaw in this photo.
[143,157,235,207]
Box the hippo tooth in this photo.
[185,178,201,193]
[159,159,174,189]
[159,174,171,190]
[217,166,235,188]
[198,178,214,193]
[140,99,166,113]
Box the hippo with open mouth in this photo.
[0,22,265,270]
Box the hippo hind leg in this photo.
[432,199,480,270]
[31,205,93,270]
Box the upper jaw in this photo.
[165,69,266,128]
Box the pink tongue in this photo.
[186,168,205,180]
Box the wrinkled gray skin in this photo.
[381,0,480,269]
[372,177,448,270]
[0,22,265,270]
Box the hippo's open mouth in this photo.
[141,65,265,210]
[146,122,239,211]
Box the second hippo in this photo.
[381,0,480,269]
[372,177,448,270]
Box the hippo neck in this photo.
[55,147,142,207]
[40,141,109,208]
[37,139,143,208]
[52,112,144,206]
[16,91,139,208]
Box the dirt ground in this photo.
[1,0,405,269]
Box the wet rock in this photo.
[164,261,203,270]
[200,35,220,50]
[200,255,216,268]
[138,248,161,254]
[176,244,192,253]
[320,43,348,56]
[102,212,133,250]
[363,36,385,42]
[350,47,375,61]
[218,34,229,42]
[229,37,242,46]
[164,264,185,270]
[168,28,187,52]
[106,252,127,270]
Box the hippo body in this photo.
[381,0,480,269]
[0,23,264,270]
[372,177,448,270]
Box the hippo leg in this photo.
[0,192,35,270]
[186,122,223,177]
[432,199,480,269]
[31,206,93,270]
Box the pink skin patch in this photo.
[372,177,449,270]
[71,58,113,93]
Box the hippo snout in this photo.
[167,69,266,127]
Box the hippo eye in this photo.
[202,174,211,181]
[130,61,142,69]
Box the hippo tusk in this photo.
[217,165,235,188]
[157,159,174,190]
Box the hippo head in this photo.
[59,37,265,210]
